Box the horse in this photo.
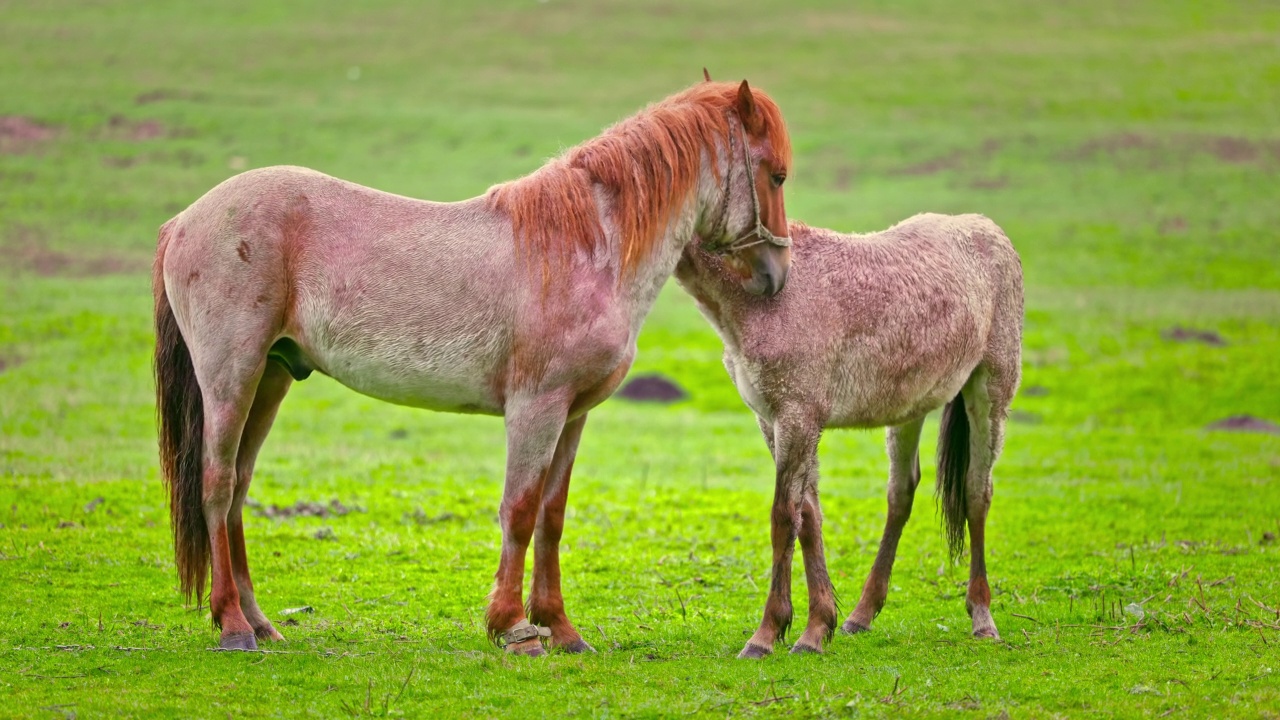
[674,213,1023,657]
[153,79,794,655]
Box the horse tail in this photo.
[154,220,210,606]
[936,392,970,562]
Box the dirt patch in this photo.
[1162,326,1227,346]
[1067,133,1280,168]
[3,225,146,277]
[0,116,58,154]
[1009,410,1042,425]
[1021,385,1050,397]
[617,374,688,403]
[889,139,1003,178]
[832,165,854,191]
[107,115,167,141]
[1205,415,1280,435]
[969,176,1008,190]
[135,89,210,105]
[0,357,21,374]
[405,508,460,526]
[1158,216,1188,235]
[247,498,363,520]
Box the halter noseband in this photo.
[706,116,792,256]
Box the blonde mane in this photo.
[486,81,791,277]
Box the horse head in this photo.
[698,77,792,297]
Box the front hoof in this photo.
[255,624,285,642]
[737,642,772,659]
[556,638,596,654]
[504,638,547,657]
[219,631,258,651]
[790,642,822,655]
[973,627,1001,641]
[840,620,870,635]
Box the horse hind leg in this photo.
[227,361,293,643]
[960,364,1012,640]
[842,416,925,634]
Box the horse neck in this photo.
[612,144,728,321]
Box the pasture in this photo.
[2,0,1279,716]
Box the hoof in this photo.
[504,638,547,657]
[973,627,1001,640]
[219,631,258,651]
[840,620,870,635]
[556,638,596,654]
[790,642,822,655]
[737,642,772,659]
[255,624,285,642]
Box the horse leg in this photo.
[527,413,592,653]
[227,361,292,643]
[485,392,570,657]
[842,416,925,633]
[740,414,819,659]
[963,366,1010,640]
[791,483,837,653]
[196,361,269,650]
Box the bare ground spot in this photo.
[0,116,58,154]
[889,139,1004,177]
[98,115,190,142]
[3,225,147,277]
[135,89,210,105]
[0,356,22,374]
[1205,415,1280,435]
[1066,133,1280,168]
[617,374,688,403]
[247,498,364,520]
[1162,326,1227,346]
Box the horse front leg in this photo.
[740,415,819,659]
[485,392,570,657]
[843,417,925,634]
[791,485,837,653]
[527,413,593,653]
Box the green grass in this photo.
[3,0,1280,717]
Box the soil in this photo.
[1205,415,1280,435]
[617,374,689,403]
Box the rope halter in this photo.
[706,116,792,255]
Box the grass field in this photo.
[3,1,1280,717]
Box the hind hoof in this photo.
[219,631,258,651]
[737,642,772,659]
[556,638,596,654]
[840,620,870,634]
[790,642,822,655]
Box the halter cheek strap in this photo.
[706,118,792,255]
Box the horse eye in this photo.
[771,173,786,187]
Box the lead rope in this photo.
[718,120,791,254]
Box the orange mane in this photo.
[486,81,791,278]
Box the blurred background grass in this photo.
[2,1,1280,717]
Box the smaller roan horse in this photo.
[675,213,1023,657]
[154,79,793,655]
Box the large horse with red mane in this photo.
[153,79,792,655]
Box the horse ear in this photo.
[702,67,712,82]
[736,79,763,134]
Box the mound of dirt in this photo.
[1162,326,1227,346]
[616,374,688,403]
[1205,415,1280,435]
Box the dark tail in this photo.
[936,393,970,561]
[154,222,209,606]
